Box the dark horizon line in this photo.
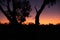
[0,23,60,25]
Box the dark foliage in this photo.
[0,0,31,24]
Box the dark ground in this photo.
[0,24,60,32]
[0,24,60,40]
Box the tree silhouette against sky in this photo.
[0,0,31,24]
[35,0,56,25]
[0,0,57,25]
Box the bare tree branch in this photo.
[34,6,38,13]
[7,0,11,13]
[0,5,12,22]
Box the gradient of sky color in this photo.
[0,0,60,25]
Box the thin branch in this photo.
[7,0,11,13]
[0,0,7,7]
[0,5,12,22]
[34,6,38,12]
[12,0,17,15]
[37,2,46,15]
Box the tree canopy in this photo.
[0,0,31,24]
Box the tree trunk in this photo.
[10,17,18,24]
[35,14,40,25]
[35,2,46,25]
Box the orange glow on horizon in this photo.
[0,15,60,25]
[0,16,60,25]
[0,19,9,24]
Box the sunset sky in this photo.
[0,0,60,25]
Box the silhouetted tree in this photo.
[18,0,31,24]
[0,0,31,24]
[35,0,56,25]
